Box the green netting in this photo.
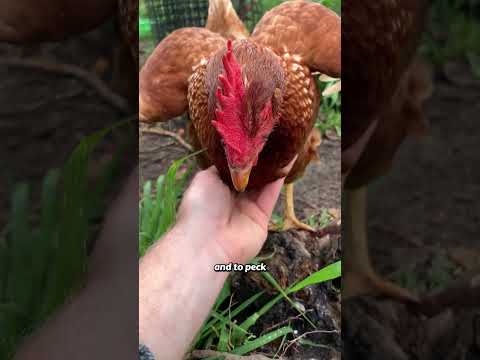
[143,0,265,42]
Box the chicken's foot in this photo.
[343,186,419,303]
[273,183,315,232]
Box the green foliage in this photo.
[422,0,480,77]
[317,0,341,14]
[139,151,199,256]
[390,251,456,294]
[191,261,341,355]
[306,208,335,229]
[316,79,341,137]
[0,123,128,359]
[262,0,340,14]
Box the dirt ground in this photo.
[368,62,480,291]
[0,22,136,229]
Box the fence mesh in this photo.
[144,0,265,42]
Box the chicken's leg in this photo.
[281,183,315,232]
[343,186,419,303]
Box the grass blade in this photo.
[233,326,294,355]
[288,261,341,293]
[5,183,31,333]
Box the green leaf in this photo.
[233,326,293,355]
[262,272,316,329]
[288,261,341,293]
[32,170,60,321]
[139,148,205,256]
[217,324,229,352]
[6,183,31,327]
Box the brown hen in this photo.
[342,0,433,302]
[0,0,117,42]
[140,0,340,231]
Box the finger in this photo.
[282,154,298,175]
[252,177,285,218]
[247,154,298,217]
[205,165,219,175]
[191,166,221,187]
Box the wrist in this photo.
[173,218,232,265]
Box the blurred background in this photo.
[344,1,480,358]
[0,12,137,360]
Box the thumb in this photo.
[250,154,298,218]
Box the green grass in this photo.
[139,150,199,256]
[0,122,131,359]
[316,78,341,137]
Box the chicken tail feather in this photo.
[206,0,249,40]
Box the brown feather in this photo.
[342,0,429,152]
[251,0,341,77]
[205,0,250,40]
[139,28,226,123]
[345,57,433,188]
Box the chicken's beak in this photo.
[229,166,252,192]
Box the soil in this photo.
[343,62,480,358]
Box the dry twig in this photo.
[0,89,83,116]
[142,127,193,152]
[0,57,130,113]
[280,330,337,358]
[190,350,280,360]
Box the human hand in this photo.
[176,157,297,264]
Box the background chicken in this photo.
[140,0,340,231]
[0,0,117,42]
[205,0,250,40]
[342,0,432,302]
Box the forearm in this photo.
[15,266,137,360]
[139,222,229,360]
[15,169,139,360]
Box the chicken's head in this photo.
[211,40,284,191]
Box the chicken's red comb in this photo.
[212,40,248,156]
[219,40,244,101]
